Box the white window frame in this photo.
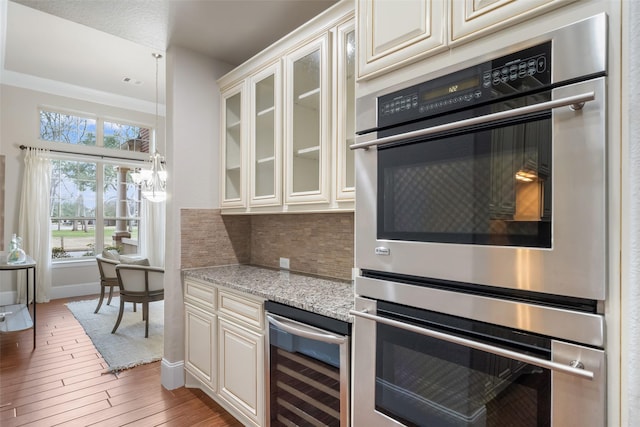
[39,107,153,263]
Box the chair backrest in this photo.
[116,264,165,295]
[95,254,120,280]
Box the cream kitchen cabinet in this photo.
[333,20,356,201]
[284,33,331,205]
[220,83,246,208]
[357,0,447,80]
[185,303,217,391]
[449,0,577,43]
[357,0,576,80]
[184,279,266,427]
[184,278,218,393]
[249,62,282,207]
[217,289,265,427]
[218,318,264,426]
[217,1,355,213]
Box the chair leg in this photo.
[133,302,137,312]
[94,286,105,313]
[112,298,126,334]
[106,286,114,306]
[144,302,149,338]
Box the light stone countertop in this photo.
[182,264,354,322]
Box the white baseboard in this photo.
[49,282,101,300]
[161,358,185,390]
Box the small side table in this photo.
[0,253,37,349]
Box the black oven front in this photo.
[374,41,553,249]
[353,13,608,301]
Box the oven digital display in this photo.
[420,76,481,102]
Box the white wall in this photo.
[162,45,232,388]
[0,42,233,392]
[0,83,160,301]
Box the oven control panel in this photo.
[378,41,552,128]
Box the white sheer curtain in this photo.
[139,199,165,267]
[17,148,52,303]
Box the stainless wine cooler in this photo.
[266,301,351,426]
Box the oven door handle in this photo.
[349,91,596,150]
[267,314,347,345]
[350,309,595,381]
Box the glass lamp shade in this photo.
[136,151,167,202]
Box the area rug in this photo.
[66,297,164,372]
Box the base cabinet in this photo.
[184,278,266,427]
[218,318,265,426]
[185,304,217,391]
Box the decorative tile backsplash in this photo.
[180,209,354,280]
[180,209,250,268]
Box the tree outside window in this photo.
[40,109,149,261]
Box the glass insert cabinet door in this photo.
[250,62,282,206]
[284,33,330,204]
[221,83,245,207]
[335,22,356,201]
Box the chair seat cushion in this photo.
[102,249,121,261]
[120,256,150,266]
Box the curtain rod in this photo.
[19,144,149,164]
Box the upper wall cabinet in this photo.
[220,83,246,208]
[357,0,447,79]
[450,0,575,43]
[357,0,576,80]
[218,1,355,214]
[284,33,331,205]
[334,21,356,201]
[249,62,282,207]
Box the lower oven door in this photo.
[351,296,606,427]
[267,313,350,426]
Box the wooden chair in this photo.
[95,254,124,313]
[112,264,164,338]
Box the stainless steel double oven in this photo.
[351,14,608,427]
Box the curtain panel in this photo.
[17,148,52,303]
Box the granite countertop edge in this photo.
[182,265,355,323]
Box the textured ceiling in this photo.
[2,0,339,104]
[10,0,339,66]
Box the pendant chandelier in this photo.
[132,52,167,203]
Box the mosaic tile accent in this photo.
[180,209,250,269]
[250,213,354,280]
[180,209,354,280]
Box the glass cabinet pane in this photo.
[344,29,356,190]
[335,24,356,202]
[291,48,321,194]
[224,91,242,202]
[251,66,281,205]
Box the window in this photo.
[40,109,150,153]
[41,109,150,261]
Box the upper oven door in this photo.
[354,76,606,300]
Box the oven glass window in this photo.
[375,307,551,426]
[377,97,552,248]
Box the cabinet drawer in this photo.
[184,279,217,311]
[218,290,264,330]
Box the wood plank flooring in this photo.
[0,297,242,426]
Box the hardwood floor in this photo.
[0,297,242,427]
